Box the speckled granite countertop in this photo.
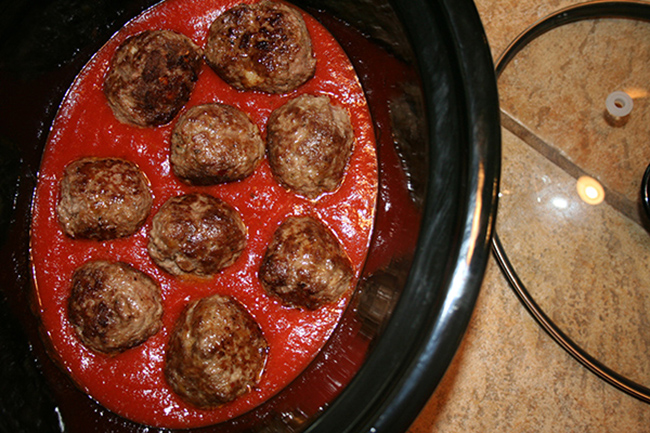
[407,1,650,431]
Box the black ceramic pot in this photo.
[0,0,500,432]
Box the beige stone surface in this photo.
[409,259,650,433]
[407,0,650,431]
[475,0,584,60]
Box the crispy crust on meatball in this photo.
[165,294,268,408]
[56,157,153,240]
[170,103,265,185]
[259,215,353,309]
[147,193,247,277]
[68,260,163,355]
[104,29,202,127]
[205,0,316,93]
[266,94,354,198]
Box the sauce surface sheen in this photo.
[30,0,378,428]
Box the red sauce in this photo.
[30,0,377,428]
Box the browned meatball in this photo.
[204,0,316,94]
[68,260,163,355]
[170,103,264,185]
[147,193,246,277]
[259,215,353,309]
[165,294,268,408]
[57,157,153,240]
[104,30,202,127]
[267,94,354,198]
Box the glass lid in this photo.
[493,1,650,402]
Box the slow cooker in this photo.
[0,0,500,431]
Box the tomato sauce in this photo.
[30,0,378,428]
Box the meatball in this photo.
[57,157,152,240]
[104,29,202,127]
[165,294,268,408]
[259,215,353,309]
[148,193,246,277]
[170,103,264,185]
[267,94,354,198]
[204,0,316,93]
[68,260,163,355]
